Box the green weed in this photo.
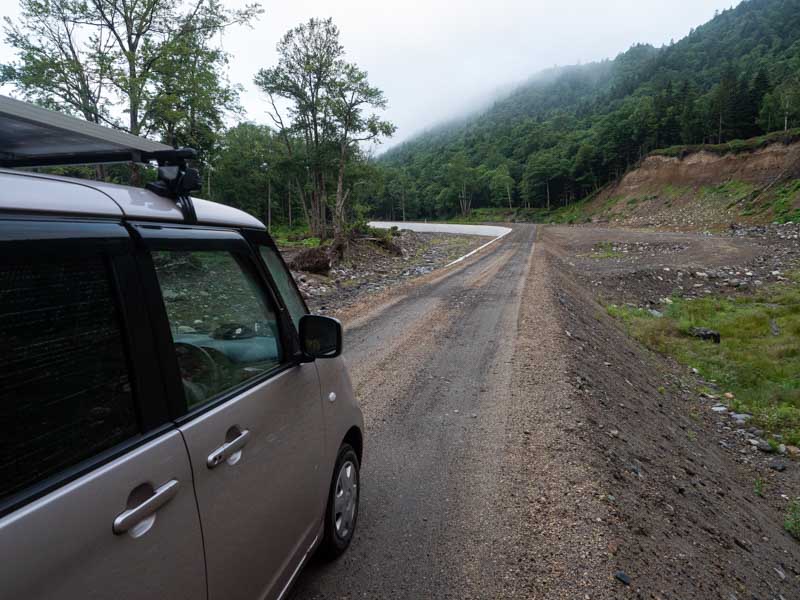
[606,274,800,444]
[785,500,800,540]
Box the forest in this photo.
[2,0,800,234]
[1,2,392,248]
[377,0,800,220]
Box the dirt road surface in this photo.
[290,224,572,598]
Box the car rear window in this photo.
[0,255,139,503]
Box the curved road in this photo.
[290,224,537,599]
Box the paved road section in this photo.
[290,224,536,599]
[368,220,512,239]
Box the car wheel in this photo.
[320,444,360,559]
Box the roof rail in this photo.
[0,147,197,169]
[0,94,202,222]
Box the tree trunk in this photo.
[267,179,272,233]
[334,144,347,242]
[288,188,292,229]
[546,180,551,211]
[401,189,406,222]
[319,172,327,241]
[297,180,311,232]
[506,183,512,209]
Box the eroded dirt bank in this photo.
[579,141,800,229]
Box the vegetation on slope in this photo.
[375,0,800,221]
[608,273,800,445]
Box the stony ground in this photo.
[280,230,491,315]
[547,222,800,308]
[541,224,800,598]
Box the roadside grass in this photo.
[786,500,800,540]
[607,273,800,445]
[424,204,594,225]
[270,225,322,248]
[423,207,513,224]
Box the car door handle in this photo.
[113,479,180,535]
[207,429,251,469]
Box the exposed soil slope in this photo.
[581,141,800,229]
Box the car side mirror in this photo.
[299,315,343,360]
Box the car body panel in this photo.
[0,431,206,600]
[0,170,122,217]
[178,364,328,600]
[315,356,364,461]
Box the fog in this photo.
[0,0,741,148]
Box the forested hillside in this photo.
[376,0,800,220]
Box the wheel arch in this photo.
[342,426,363,465]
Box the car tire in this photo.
[320,444,360,560]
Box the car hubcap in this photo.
[334,460,357,539]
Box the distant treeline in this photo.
[373,0,800,219]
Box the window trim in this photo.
[131,223,300,422]
[243,228,311,325]
[0,218,172,517]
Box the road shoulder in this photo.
[497,232,614,598]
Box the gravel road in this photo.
[289,224,541,598]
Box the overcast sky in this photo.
[0,0,741,149]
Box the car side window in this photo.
[0,255,139,504]
[259,246,308,330]
[152,250,283,409]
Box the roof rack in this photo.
[0,94,202,222]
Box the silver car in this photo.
[0,167,364,600]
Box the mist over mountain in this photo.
[375,0,800,219]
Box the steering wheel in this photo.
[174,342,221,405]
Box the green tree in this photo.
[255,18,394,243]
[446,153,475,216]
[149,16,243,161]
[490,164,515,208]
[211,123,281,222]
[329,62,395,240]
[3,0,261,182]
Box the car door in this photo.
[134,224,328,600]
[0,218,206,600]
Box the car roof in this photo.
[0,168,265,229]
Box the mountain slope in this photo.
[378,0,800,220]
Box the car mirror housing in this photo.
[298,315,342,360]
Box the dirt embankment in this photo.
[625,145,800,189]
[533,226,800,598]
[585,142,800,229]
